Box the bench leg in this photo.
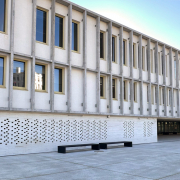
[124,142,132,147]
[92,144,100,150]
[99,143,107,149]
[58,146,66,153]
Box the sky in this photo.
[70,0,180,49]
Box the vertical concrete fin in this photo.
[31,0,37,111]
[83,10,87,112]
[155,42,159,116]
[9,0,15,110]
[50,0,55,112]
[67,4,72,112]
[119,26,124,114]
[96,16,100,113]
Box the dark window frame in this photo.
[112,79,116,99]
[123,40,126,65]
[100,32,104,59]
[100,76,104,97]
[112,36,116,62]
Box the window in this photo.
[112,36,116,62]
[0,57,4,86]
[72,21,78,51]
[124,80,128,101]
[162,88,165,105]
[112,79,116,99]
[151,86,154,104]
[142,47,145,71]
[168,89,171,106]
[155,86,157,104]
[162,54,163,75]
[159,52,161,75]
[166,55,168,77]
[55,15,63,48]
[0,0,6,32]
[134,82,137,102]
[100,32,104,59]
[151,49,153,73]
[123,40,126,65]
[54,68,63,93]
[13,60,25,88]
[133,44,137,68]
[174,60,176,79]
[100,76,106,98]
[36,8,47,43]
[138,44,140,68]
[147,85,149,103]
[146,48,148,71]
[35,64,45,91]
[159,87,162,105]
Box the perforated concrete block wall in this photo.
[0,112,157,156]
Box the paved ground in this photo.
[1,135,180,180]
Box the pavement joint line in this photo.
[5,166,91,180]
[155,171,180,180]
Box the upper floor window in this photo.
[0,0,6,32]
[112,36,116,62]
[142,46,145,71]
[174,59,176,79]
[36,8,47,43]
[35,64,45,91]
[55,15,63,48]
[100,32,104,59]
[72,21,78,51]
[54,68,63,93]
[134,82,137,102]
[123,40,126,65]
[124,80,128,101]
[13,60,25,88]
[0,57,4,86]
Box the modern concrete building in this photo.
[0,0,179,156]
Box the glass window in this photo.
[155,86,157,104]
[0,0,6,32]
[55,16,63,47]
[134,82,137,102]
[147,85,149,103]
[112,79,116,99]
[100,32,104,59]
[54,68,62,92]
[35,64,45,90]
[0,57,4,85]
[100,77,103,97]
[123,40,125,65]
[162,55,163,75]
[36,9,47,43]
[13,60,25,87]
[133,44,135,67]
[72,22,78,51]
[112,36,115,62]
[174,60,176,79]
[142,47,144,70]
[124,81,126,100]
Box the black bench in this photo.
[99,141,132,149]
[58,143,100,153]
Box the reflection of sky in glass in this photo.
[0,0,5,32]
[36,9,46,42]
[55,16,63,47]
[72,22,75,50]
[13,61,25,73]
[35,64,45,74]
[0,58,4,85]
[54,69,60,92]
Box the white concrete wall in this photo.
[0,112,157,156]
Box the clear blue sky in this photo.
[70,0,180,49]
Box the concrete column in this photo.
[119,27,124,114]
[169,48,174,116]
[83,11,87,112]
[31,0,37,111]
[96,16,100,113]
[176,51,180,117]
[9,0,15,110]
[176,51,179,88]
[50,0,55,112]
[138,35,143,115]
[155,42,159,116]
[129,31,134,114]
[108,22,112,113]
[147,39,152,115]
[163,45,166,85]
[67,4,72,112]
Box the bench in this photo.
[99,141,132,149]
[58,143,100,153]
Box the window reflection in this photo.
[72,22,78,51]
[55,16,63,47]
[13,60,25,87]
[0,0,6,32]
[36,9,46,43]
[35,64,45,90]
[0,58,4,85]
[54,68,62,92]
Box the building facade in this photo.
[0,0,179,156]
